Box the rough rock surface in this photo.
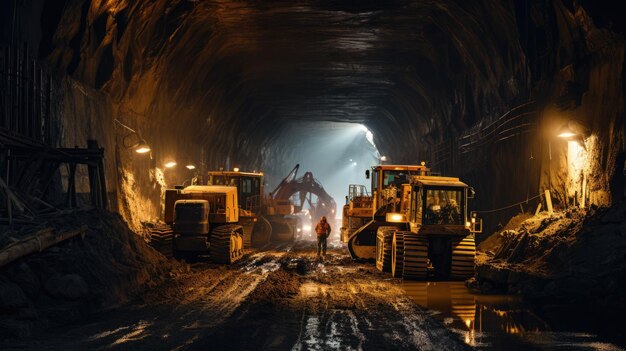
[4,1,623,232]
[0,210,178,339]
[474,202,626,309]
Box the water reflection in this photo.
[402,282,624,351]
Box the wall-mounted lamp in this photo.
[186,164,196,170]
[164,161,177,168]
[557,120,590,139]
[114,119,151,154]
[134,140,151,154]
[557,119,590,149]
[233,167,240,172]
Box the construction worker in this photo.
[315,216,331,257]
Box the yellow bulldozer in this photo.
[148,169,298,263]
[344,164,482,279]
[164,185,244,263]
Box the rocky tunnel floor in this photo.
[1,241,469,351]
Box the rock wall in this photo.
[446,1,626,233]
[2,0,623,232]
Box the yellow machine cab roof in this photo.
[411,176,467,188]
[181,185,239,195]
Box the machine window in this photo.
[242,178,252,193]
[410,187,422,223]
[382,170,410,188]
[371,169,379,192]
[423,188,463,225]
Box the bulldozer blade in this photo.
[347,219,406,260]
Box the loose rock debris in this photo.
[475,202,626,309]
[0,209,178,339]
[1,239,470,351]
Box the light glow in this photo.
[186,164,196,170]
[233,167,240,172]
[566,140,587,206]
[558,131,576,138]
[135,145,151,154]
[263,122,380,219]
[386,212,405,223]
[164,161,177,168]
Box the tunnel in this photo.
[0,1,625,350]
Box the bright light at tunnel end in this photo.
[264,122,380,220]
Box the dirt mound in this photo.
[0,209,177,339]
[474,202,626,309]
[478,212,533,253]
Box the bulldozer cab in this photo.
[207,171,264,213]
[405,176,481,235]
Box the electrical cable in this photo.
[473,193,544,214]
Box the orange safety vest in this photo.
[315,221,330,237]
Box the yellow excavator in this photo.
[345,164,482,279]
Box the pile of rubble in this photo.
[474,201,626,309]
[0,209,177,339]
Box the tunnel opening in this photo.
[263,121,380,220]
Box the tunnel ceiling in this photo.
[35,0,617,166]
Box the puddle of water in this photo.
[402,281,625,351]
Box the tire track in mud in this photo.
[5,248,292,351]
[198,243,470,351]
[2,243,471,351]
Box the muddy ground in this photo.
[1,241,470,351]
